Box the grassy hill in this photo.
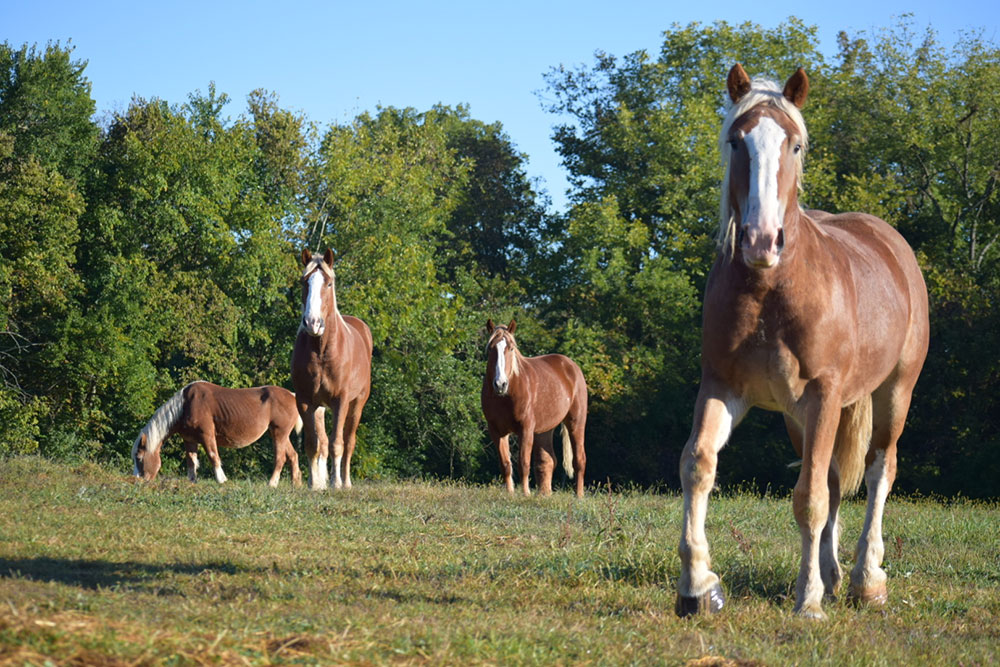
[1,457,997,665]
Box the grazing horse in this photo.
[675,65,929,619]
[131,381,303,486]
[481,319,588,497]
[291,248,373,490]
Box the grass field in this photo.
[0,457,997,665]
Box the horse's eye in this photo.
[793,144,802,154]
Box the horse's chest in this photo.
[730,341,807,411]
[708,305,812,410]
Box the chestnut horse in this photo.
[675,65,929,619]
[291,248,373,490]
[481,319,587,497]
[131,381,302,486]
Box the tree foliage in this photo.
[1,24,998,497]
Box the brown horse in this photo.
[481,319,588,497]
[131,381,302,486]
[291,248,373,490]
[675,65,929,619]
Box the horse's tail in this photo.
[835,394,872,497]
[560,423,574,480]
[132,382,195,475]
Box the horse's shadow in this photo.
[0,556,255,591]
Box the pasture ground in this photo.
[0,457,997,665]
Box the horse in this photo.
[481,319,588,497]
[291,248,373,490]
[675,64,929,619]
[131,381,303,487]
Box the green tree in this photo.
[305,107,489,479]
[0,42,96,457]
[806,21,1000,496]
[74,87,304,469]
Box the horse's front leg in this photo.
[786,414,843,599]
[490,426,515,494]
[303,406,329,490]
[340,398,365,490]
[200,433,227,484]
[326,398,349,490]
[183,441,199,482]
[792,381,843,619]
[676,381,746,617]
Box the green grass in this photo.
[1,457,997,665]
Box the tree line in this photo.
[2,18,998,497]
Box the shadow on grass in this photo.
[0,556,257,590]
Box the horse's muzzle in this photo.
[302,317,325,337]
[493,380,509,397]
[740,224,784,268]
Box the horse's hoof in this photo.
[797,608,828,620]
[675,583,725,617]
[848,583,888,606]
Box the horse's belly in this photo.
[214,419,268,448]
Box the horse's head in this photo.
[132,432,161,481]
[485,318,519,397]
[721,64,809,269]
[300,248,337,337]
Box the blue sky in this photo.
[4,1,997,212]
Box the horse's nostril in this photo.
[777,228,785,251]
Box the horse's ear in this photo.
[300,248,312,266]
[508,319,516,333]
[727,63,752,103]
[139,432,147,451]
[486,319,495,334]
[783,67,809,109]
[323,248,335,266]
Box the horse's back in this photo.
[181,382,278,445]
[810,210,928,314]
[343,315,374,359]
[527,353,589,420]
[808,209,929,381]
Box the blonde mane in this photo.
[131,381,203,462]
[718,78,809,257]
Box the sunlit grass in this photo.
[1,457,997,665]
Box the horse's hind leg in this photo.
[849,383,911,605]
[268,425,298,488]
[566,412,587,498]
[533,430,556,496]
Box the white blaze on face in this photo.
[302,270,326,335]
[494,339,508,390]
[742,116,787,266]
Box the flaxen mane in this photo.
[131,381,203,466]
